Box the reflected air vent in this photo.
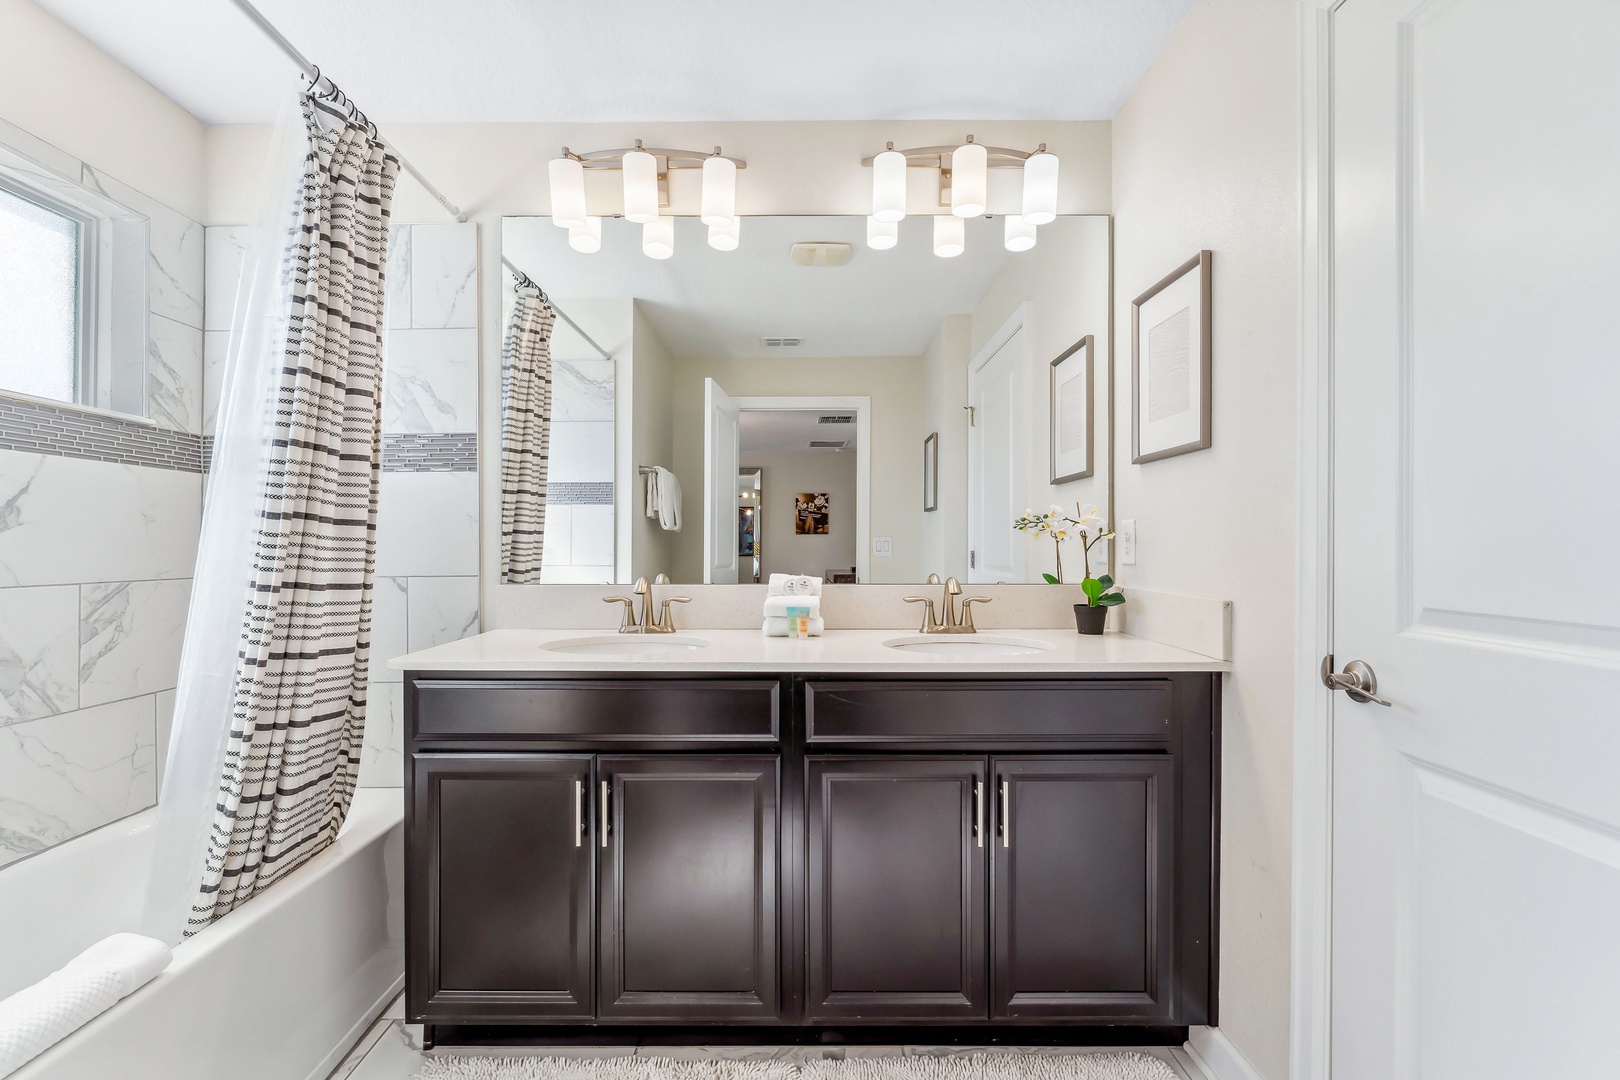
[817,415,855,425]
[761,336,803,348]
[809,440,848,449]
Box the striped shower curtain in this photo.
[187,100,399,933]
[499,278,556,582]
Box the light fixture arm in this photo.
[860,138,1043,168]
[565,144,747,170]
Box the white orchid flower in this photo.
[1077,503,1107,534]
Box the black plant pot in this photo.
[1073,603,1108,635]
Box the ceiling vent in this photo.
[817,415,855,425]
[761,336,803,348]
[809,440,848,449]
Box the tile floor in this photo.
[327,996,1207,1080]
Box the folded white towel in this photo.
[763,595,821,618]
[766,573,822,597]
[763,615,825,637]
[644,467,682,532]
[0,933,171,1076]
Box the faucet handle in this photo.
[658,596,692,633]
[960,596,992,632]
[604,595,637,633]
[903,596,940,633]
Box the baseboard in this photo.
[1178,1027,1265,1080]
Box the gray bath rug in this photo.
[414,1052,1177,1080]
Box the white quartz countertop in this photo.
[387,628,1229,674]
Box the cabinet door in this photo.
[598,756,779,1019]
[991,756,1176,1020]
[806,757,988,1020]
[408,754,593,1020]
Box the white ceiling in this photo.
[740,409,859,454]
[505,215,1096,359]
[34,0,1194,125]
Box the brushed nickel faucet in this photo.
[904,576,991,634]
[605,575,690,633]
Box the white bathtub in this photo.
[0,788,404,1080]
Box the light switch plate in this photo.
[1119,519,1137,565]
[873,536,893,557]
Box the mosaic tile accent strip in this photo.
[381,432,478,473]
[550,482,614,505]
[0,397,202,473]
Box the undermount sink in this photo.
[881,635,1055,657]
[542,635,712,656]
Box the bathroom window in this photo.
[0,146,148,416]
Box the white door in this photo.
[1330,3,1620,1078]
[967,320,1027,583]
[703,377,741,584]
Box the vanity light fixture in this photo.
[548,155,588,228]
[701,153,737,227]
[708,217,741,252]
[643,217,676,260]
[871,146,908,223]
[951,138,988,218]
[1003,214,1037,252]
[866,216,898,250]
[933,215,966,258]
[1022,150,1060,225]
[568,216,602,254]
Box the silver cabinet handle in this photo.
[1000,779,1011,848]
[600,780,611,848]
[574,778,584,847]
[1321,656,1393,707]
[973,780,984,847]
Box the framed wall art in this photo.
[1132,250,1212,463]
[1049,335,1093,484]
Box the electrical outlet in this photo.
[1119,519,1137,565]
[873,536,893,557]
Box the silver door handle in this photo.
[1322,656,1393,707]
[973,780,984,847]
[1000,779,1011,848]
[574,778,584,847]
[600,780,611,848]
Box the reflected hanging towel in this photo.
[647,466,681,532]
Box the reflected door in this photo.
[704,378,741,584]
[1330,2,1620,1077]
[967,322,1028,583]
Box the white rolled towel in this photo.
[763,594,821,619]
[767,573,822,597]
[0,933,172,1077]
[763,615,825,637]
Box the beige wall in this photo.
[746,450,857,581]
[666,356,924,584]
[628,303,677,579]
[919,315,971,579]
[968,215,1113,583]
[1110,1,1299,1076]
[0,0,206,219]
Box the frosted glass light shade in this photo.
[548,157,587,228]
[568,216,602,254]
[1003,214,1037,252]
[933,214,965,258]
[872,149,907,223]
[701,156,737,226]
[866,216,898,250]
[1021,151,1059,225]
[951,142,988,218]
[622,149,660,224]
[643,216,675,259]
[708,217,741,251]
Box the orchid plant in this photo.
[1012,503,1125,608]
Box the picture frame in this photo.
[1132,250,1212,463]
[794,492,829,535]
[1048,336,1094,484]
[922,431,939,512]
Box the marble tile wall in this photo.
[206,222,484,790]
[0,150,204,870]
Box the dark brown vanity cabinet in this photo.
[405,671,1217,1040]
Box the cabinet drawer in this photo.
[803,679,1172,747]
[411,678,780,743]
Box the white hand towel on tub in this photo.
[763,595,821,619]
[766,573,822,597]
[0,933,171,1076]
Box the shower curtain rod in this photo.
[228,0,467,223]
[501,258,613,361]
